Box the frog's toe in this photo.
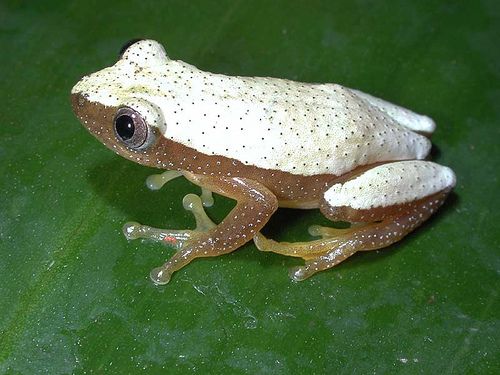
[145,170,182,190]
[122,221,193,248]
[253,232,274,252]
[123,220,189,244]
[150,266,172,285]
[121,193,216,248]
[254,232,334,260]
[288,266,310,282]
[200,187,214,207]
[182,193,216,232]
[308,224,355,238]
[123,221,143,240]
[288,259,339,281]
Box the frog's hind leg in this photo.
[254,161,456,281]
[255,192,448,281]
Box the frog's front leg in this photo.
[135,173,278,284]
[145,170,215,207]
[255,161,456,281]
[123,193,216,248]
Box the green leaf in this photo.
[1,1,498,373]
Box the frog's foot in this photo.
[122,193,216,250]
[254,232,357,282]
[255,188,452,282]
[254,232,342,260]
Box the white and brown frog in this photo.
[71,39,456,284]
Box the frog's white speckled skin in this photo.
[349,89,436,135]
[324,161,456,210]
[72,40,432,177]
[71,39,456,283]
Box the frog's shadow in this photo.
[87,158,184,226]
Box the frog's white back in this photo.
[72,40,432,176]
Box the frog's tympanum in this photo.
[71,40,456,284]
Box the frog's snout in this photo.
[70,92,86,118]
[70,91,116,140]
[70,92,85,124]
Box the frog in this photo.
[71,39,456,284]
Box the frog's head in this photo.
[71,39,172,167]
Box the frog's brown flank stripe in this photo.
[72,92,391,203]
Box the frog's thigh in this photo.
[256,161,456,281]
[321,161,455,223]
[350,88,436,135]
[151,174,278,284]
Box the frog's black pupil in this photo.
[115,115,135,141]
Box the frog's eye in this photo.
[114,107,149,149]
